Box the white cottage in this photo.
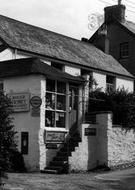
[0,15,134,173]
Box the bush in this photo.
[9,150,26,172]
[89,89,135,129]
[0,92,17,185]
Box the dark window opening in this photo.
[120,42,129,58]
[106,75,115,93]
[51,62,63,71]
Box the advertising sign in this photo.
[8,93,30,112]
[44,131,66,143]
[30,96,42,108]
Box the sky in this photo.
[0,0,135,40]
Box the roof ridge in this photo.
[0,14,83,43]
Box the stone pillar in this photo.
[39,77,46,170]
[96,112,112,166]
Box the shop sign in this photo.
[85,128,97,136]
[44,131,66,143]
[30,96,42,108]
[8,93,30,112]
[46,143,58,149]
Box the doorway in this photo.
[69,85,79,133]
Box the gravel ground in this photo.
[1,168,135,190]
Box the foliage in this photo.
[88,88,135,128]
[9,150,26,172]
[0,91,17,185]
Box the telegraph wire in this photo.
[98,0,135,14]
[124,0,135,5]
[126,8,135,14]
[124,1,135,9]
[97,0,112,6]
[112,0,135,9]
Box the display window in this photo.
[45,79,66,128]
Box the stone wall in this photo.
[108,125,135,167]
[69,112,135,171]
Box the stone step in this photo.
[45,166,63,173]
[53,156,68,161]
[50,160,68,167]
[60,146,75,152]
[41,169,59,174]
[57,151,70,157]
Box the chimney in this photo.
[104,4,126,23]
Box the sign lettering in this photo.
[8,93,30,112]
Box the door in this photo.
[69,86,78,132]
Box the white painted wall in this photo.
[0,49,13,61]
[116,77,133,92]
[92,72,106,91]
[63,65,81,76]
[4,75,43,171]
[0,48,51,66]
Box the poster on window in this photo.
[8,92,30,112]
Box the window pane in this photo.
[56,112,65,128]
[57,95,66,110]
[120,42,129,58]
[46,79,55,92]
[45,110,55,127]
[57,81,66,94]
[46,92,55,109]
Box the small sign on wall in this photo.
[8,93,30,112]
[46,143,58,149]
[30,96,42,108]
[85,128,97,136]
[31,107,40,117]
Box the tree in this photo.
[89,88,135,129]
[0,91,16,186]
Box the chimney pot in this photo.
[104,4,126,23]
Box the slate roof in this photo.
[122,20,135,35]
[0,15,133,78]
[0,58,84,83]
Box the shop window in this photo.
[106,75,115,93]
[21,132,29,154]
[45,79,66,128]
[120,42,129,58]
